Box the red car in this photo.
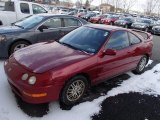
[100,15,119,25]
[4,24,153,107]
[89,14,108,23]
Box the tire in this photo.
[0,21,3,25]
[124,24,128,28]
[133,55,148,74]
[110,22,113,25]
[145,27,148,32]
[10,41,30,55]
[60,75,88,106]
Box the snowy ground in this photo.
[0,60,160,120]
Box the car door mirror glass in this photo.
[38,25,48,32]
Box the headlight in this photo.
[28,76,36,85]
[141,25,145,28]
[0,35,6,41]
[21,73,29,81]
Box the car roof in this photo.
[36,13,74,17]
[84,24,127,32]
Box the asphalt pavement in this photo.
[152,35,160,62]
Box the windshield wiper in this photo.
[59,42,79,50]
[14,24,24,29]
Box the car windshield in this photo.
[59,26,109,54]
[107,15,118,19]
[137,19,151,24]
[14,15,45,29]
[120,18,132,21]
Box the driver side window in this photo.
[42,18,62,29]
[32,4,47,14]
[106,31,129,50]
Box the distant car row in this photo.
[83,14,160,35]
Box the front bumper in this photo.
[4,58,62,104]
[131,26,146,31]
[7,78,61,104]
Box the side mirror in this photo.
[38,25,48,32]
[103,49,117,56]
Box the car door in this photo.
[61,17,82,36]
[35,17,62,42]
[127,32,143,67]
[96,31,132,82]
[17,3,31,21]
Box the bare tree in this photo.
[109,0,123,12]
[121,0,137,12]
[145,0,159,15]
[75,0,82,8]
[85,0,90,8]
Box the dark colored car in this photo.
[151,26,160,35]
[81,12,96,21]
[4,24,153,107]
[131,18,154,32]
[100,15,119,25]
[115,17,135,28]
[89,14,108,23]
[0,14,88,58]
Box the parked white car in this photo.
[0,1,48,26]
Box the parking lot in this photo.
[0,0,160,119]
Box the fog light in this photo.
[28,76,36,85]
[21,73,29,81]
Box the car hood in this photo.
[133,22,148,26]
[0,26,24,34]
[14,42,91,73]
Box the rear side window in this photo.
[20,3,30,14]
[42,18,61,28]
[64,18,81,27]
[32,4,47,14]
[106,31,129,50]
[128,32,141,45]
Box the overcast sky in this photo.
[70,0,147,12]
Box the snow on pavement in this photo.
[0,60,160,120]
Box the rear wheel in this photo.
[110,22,113,25]
[125,24,128,28]
[60,75,88,107]
[133,55,148,74]
[10,41,30,55]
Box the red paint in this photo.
[89,15,105,23]
[100,17,119,25]
[4,25,153,104]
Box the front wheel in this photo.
[133,56,148,74]
[10,41,30,55]
[60,75,88,106]
[124,24,128,28]
[145,27,148,32]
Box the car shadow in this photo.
[15,60,159,117]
